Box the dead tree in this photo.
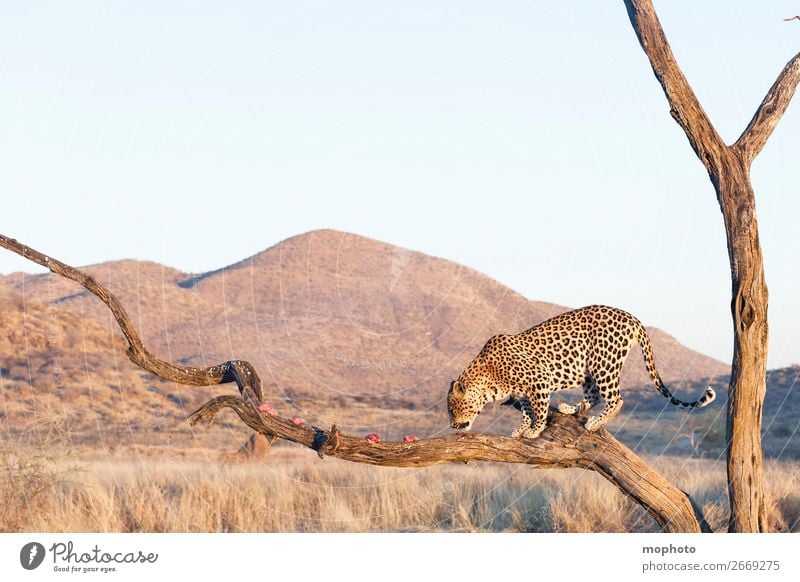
[624,0,800,532]
[0,234,711,532]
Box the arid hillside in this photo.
[1,230,730,449]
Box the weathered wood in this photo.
[190,396,711,532]
[623,0,726,174]
[734,53,800,162]
[0,235,263,403]
[624,0,799,532]
[0,234,710,532]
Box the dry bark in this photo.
[624,0,800,532]
[0,234,711,532]
[191,396,711,532]
[0,235,264,405]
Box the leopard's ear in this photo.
[450,380,463,394]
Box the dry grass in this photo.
[1,444,798,533]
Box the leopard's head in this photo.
[447,378,488,431]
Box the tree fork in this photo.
[624,0,799,531]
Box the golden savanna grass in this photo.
[2,445,798,533]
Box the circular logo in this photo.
[20,542,46,570]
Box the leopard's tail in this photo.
[636,323,715,409]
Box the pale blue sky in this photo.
[0,0,798,368]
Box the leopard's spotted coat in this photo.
[447,305,715,438]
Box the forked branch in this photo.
[626,0,800,168]
[624,0,797,532]
[1,234,711,532]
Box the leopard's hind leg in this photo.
[557,375,599,417]
[584,376,623,432]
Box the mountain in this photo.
[0,229,730,449]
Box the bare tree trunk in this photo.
[624,0,800,532]
[716,158,770,532]
[0,234,710,532]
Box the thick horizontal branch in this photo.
[0,234,263,402]
[624,0,727,171]
[734,51,800,163]
[190,396,711,533]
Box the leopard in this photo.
[447,305,715,439]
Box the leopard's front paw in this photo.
[512,426,543,439]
